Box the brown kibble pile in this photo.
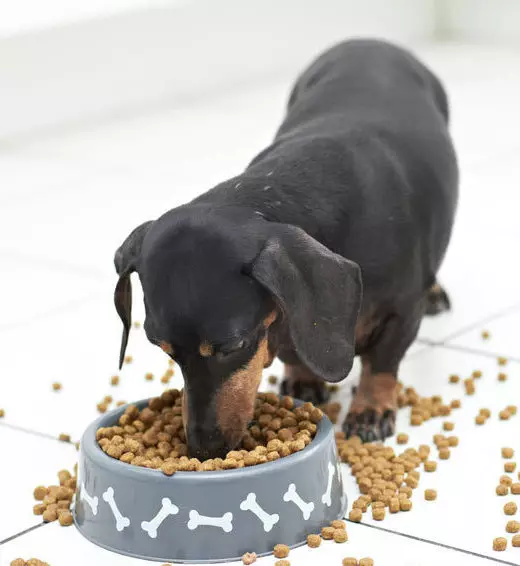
[273,544,290,559]
[493,537,507,551]
[97,391,320,474]
[394,384,457,426]
[10,560,49,566]
[241,552,257,565]
[32,468,77,527]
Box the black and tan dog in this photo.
[114,39,458,460]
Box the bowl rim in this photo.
[81,398,333,483]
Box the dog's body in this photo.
[114,40,458,457]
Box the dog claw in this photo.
[343,408,396,442]
[280,378,330,405]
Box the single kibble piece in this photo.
[501,476,513,487]
[499,410,511,421]
[33,486,48,500]
[472,370,482,378]
[396,433,409,445]
[359,559,374,566]
[58,433,71,442]
[331,519,346,530]
[506,520,520,533]
[481,330,490,339]
[307,534,321,548]
[451,399,461,409]
[268,375,278,385]
[59,510,74,526]
[273,544,290,559]
[110,375,119,386]
[372,507,385,521]
[508,405,518,415]
[145,372,154,381]
[410,414,423,426]
[475,415,486,425]
[496,485,509,496]
[494,537,507,551]
[400,498,412,511]
[512,535,520,547]
[0,409,4,418]
[33,503,46,515]
[464,379,475,395]
[498,373,507,382]
[505,462,517,473]
[321,526,335,540]
[448,436,459,447]
[498,356,508,366]
[443,422,454,431]
[342,559,358,566]
[425,489,437,501]
[274,561,290,566]
[504,502,517,515]
[333,529,348,543]
[439,448,450,460]
[449,374,460,383]
[42,508,58,522]
[424,461,437,472]
[52,382,62,391]
[124,355,133,364]
[479,408,491,418]
[503,447,514,459]
[511,483,520,495]
[242,552,257,565]
[349,508,362,522]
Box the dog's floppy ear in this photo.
[251,224,362,382]
[113,221,152,369]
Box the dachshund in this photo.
[113,39,458,460]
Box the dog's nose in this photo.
[186,424,233,460]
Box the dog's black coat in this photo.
[114,39,458,458]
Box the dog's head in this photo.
[114,205,361,459]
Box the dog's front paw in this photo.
[280,376,331,405]
[343,406,396,442]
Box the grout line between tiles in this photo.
[347,520,518,566]
[431,342,520,363]
[0,422,78,446]
[0,523,46,546]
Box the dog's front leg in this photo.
[343,308,422,442]
[280,363,331,405]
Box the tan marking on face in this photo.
[159,341,174,356]
[215,338,269,447]
[199,341,214,357]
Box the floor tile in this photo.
[0,515,500,566]
[339,346,520,562]
[0,255,103,332]
[0,426,77,542]
[450,308,520,361]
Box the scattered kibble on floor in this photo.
[396,433,408,444]
[145,372,154,381]
[424,489,437,501]
[498,372,507,382]
[10,560,49,566]
[481,330,490,339]
[273,544,290,559]
[496,485,509,496]
[513,535,520,547]
[503,447,514,459]
[133,321,141,328]
[443,421,454,431]
[472,370,482,378]
[307,534,321,548]
[449,374,459,383]
[268,375,278,385]
[0,408,4,418]
[505,462,516,473]
[475,415,486,425]
[52,382,62,391]
[494,537,507,551]
[497,356,508,366]
[506,520,520,533]
[124,355,133,364]
[504,502,518,515]
[110,375,119,386]
[58,433,71,442]
[241,552,257,565]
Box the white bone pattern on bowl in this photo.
[79,458,341,537]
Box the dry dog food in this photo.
[359,559,374,566]
[508,405,518,415]
[493,538,507,551]
[349,508,362,522]
[443,422,454,431]
[506,520,520,533]
[52,382,62,391]
[499,409,511,421]
[496,485,509,496]
[502,447,514,459]
[342,559,358,566]
[0,409,4,418]
[475,415,486,425]
[396,433,408,445]
[501,476,513,487]
[372,507,385,521]
[124,355,133,364]
[111,375,119,386]
[10,560,49,566]
[513,535,520,547]
[472,370,482,378]
[145,372,154,381]
[451,399,461,409]
[241,552,257,565]
[334,529,348,543]
[58,433,71,443]
[464,379,475,395]
[498,373,507,382]
[498,356,508,366]
[273,544,290,559]
[505,462,517,473]
[268,375,278,385]
[274,561,290,566]
[424,489,437,501]
[32,468,76,527]
[504,502,517,515]
[331,519,346,530]
[97,391,321,474]
[481,330,490,339]
[512,483,520,495]
[449,374,460,384]
[307,534,321,548]
[321,526,335,540]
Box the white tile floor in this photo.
[1,41,520,566]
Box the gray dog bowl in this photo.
[74,398,347,563]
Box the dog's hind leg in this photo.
[343,307,422,442]
[425,281,451,316]
[280,363,331,405]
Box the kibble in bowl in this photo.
[75,392,347,563]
